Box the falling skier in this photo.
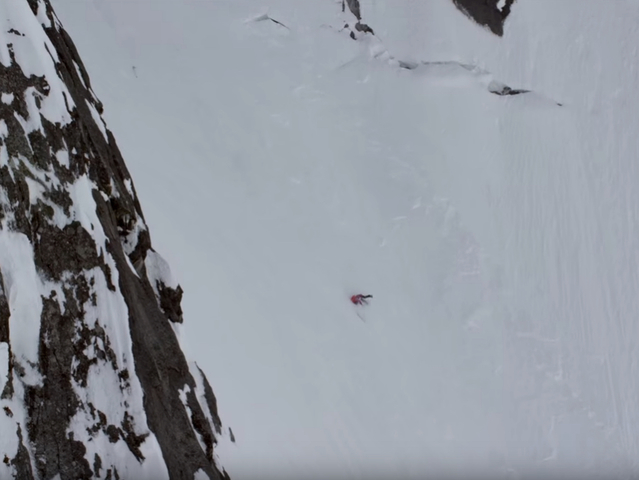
[350,294,373,306]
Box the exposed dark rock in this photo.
[158,282,184,324]
[11,425,35,480]
[451,0,515,36]
[340,0,375,40]
[34,221,102,280]
[93,454,102,478]
[120,411,149,461]
[229,427,236,443]
[489,83,529,96]
[26,293,93,480]
[104,467,121,480]
[105,424,120,443]
[354,22,374,35]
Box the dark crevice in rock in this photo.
[451,0,515,37]
[398,60,419,70]
[267,17,289,29]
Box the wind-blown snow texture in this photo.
[53,0,639,479]
[0,1,227,479]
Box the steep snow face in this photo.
[52,0,639,479]
[366,0,639,472]
[0,1,226,479]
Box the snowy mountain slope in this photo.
[0,1,228,479]
[52,0,639,478]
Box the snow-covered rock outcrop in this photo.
[452,0,515,36]
[0,0,228,478]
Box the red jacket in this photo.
[350,294,368,305]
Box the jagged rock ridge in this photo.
[0,0,229,479]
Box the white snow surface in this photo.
[194,468,211,480]
[50,0,639,478]
[0,231,43,368]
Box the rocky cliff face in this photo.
[0,1,228,479]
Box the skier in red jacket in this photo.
[350,294,373,305]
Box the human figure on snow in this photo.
[350,294,373,305]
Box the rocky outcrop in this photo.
[342,0,515,39]
[452,0,515,36]
[0,1,228,479]
[341,0,375,40]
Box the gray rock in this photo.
[451,0,515,37]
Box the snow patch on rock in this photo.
[0,231,43,367]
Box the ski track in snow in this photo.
[51,0,639,478]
